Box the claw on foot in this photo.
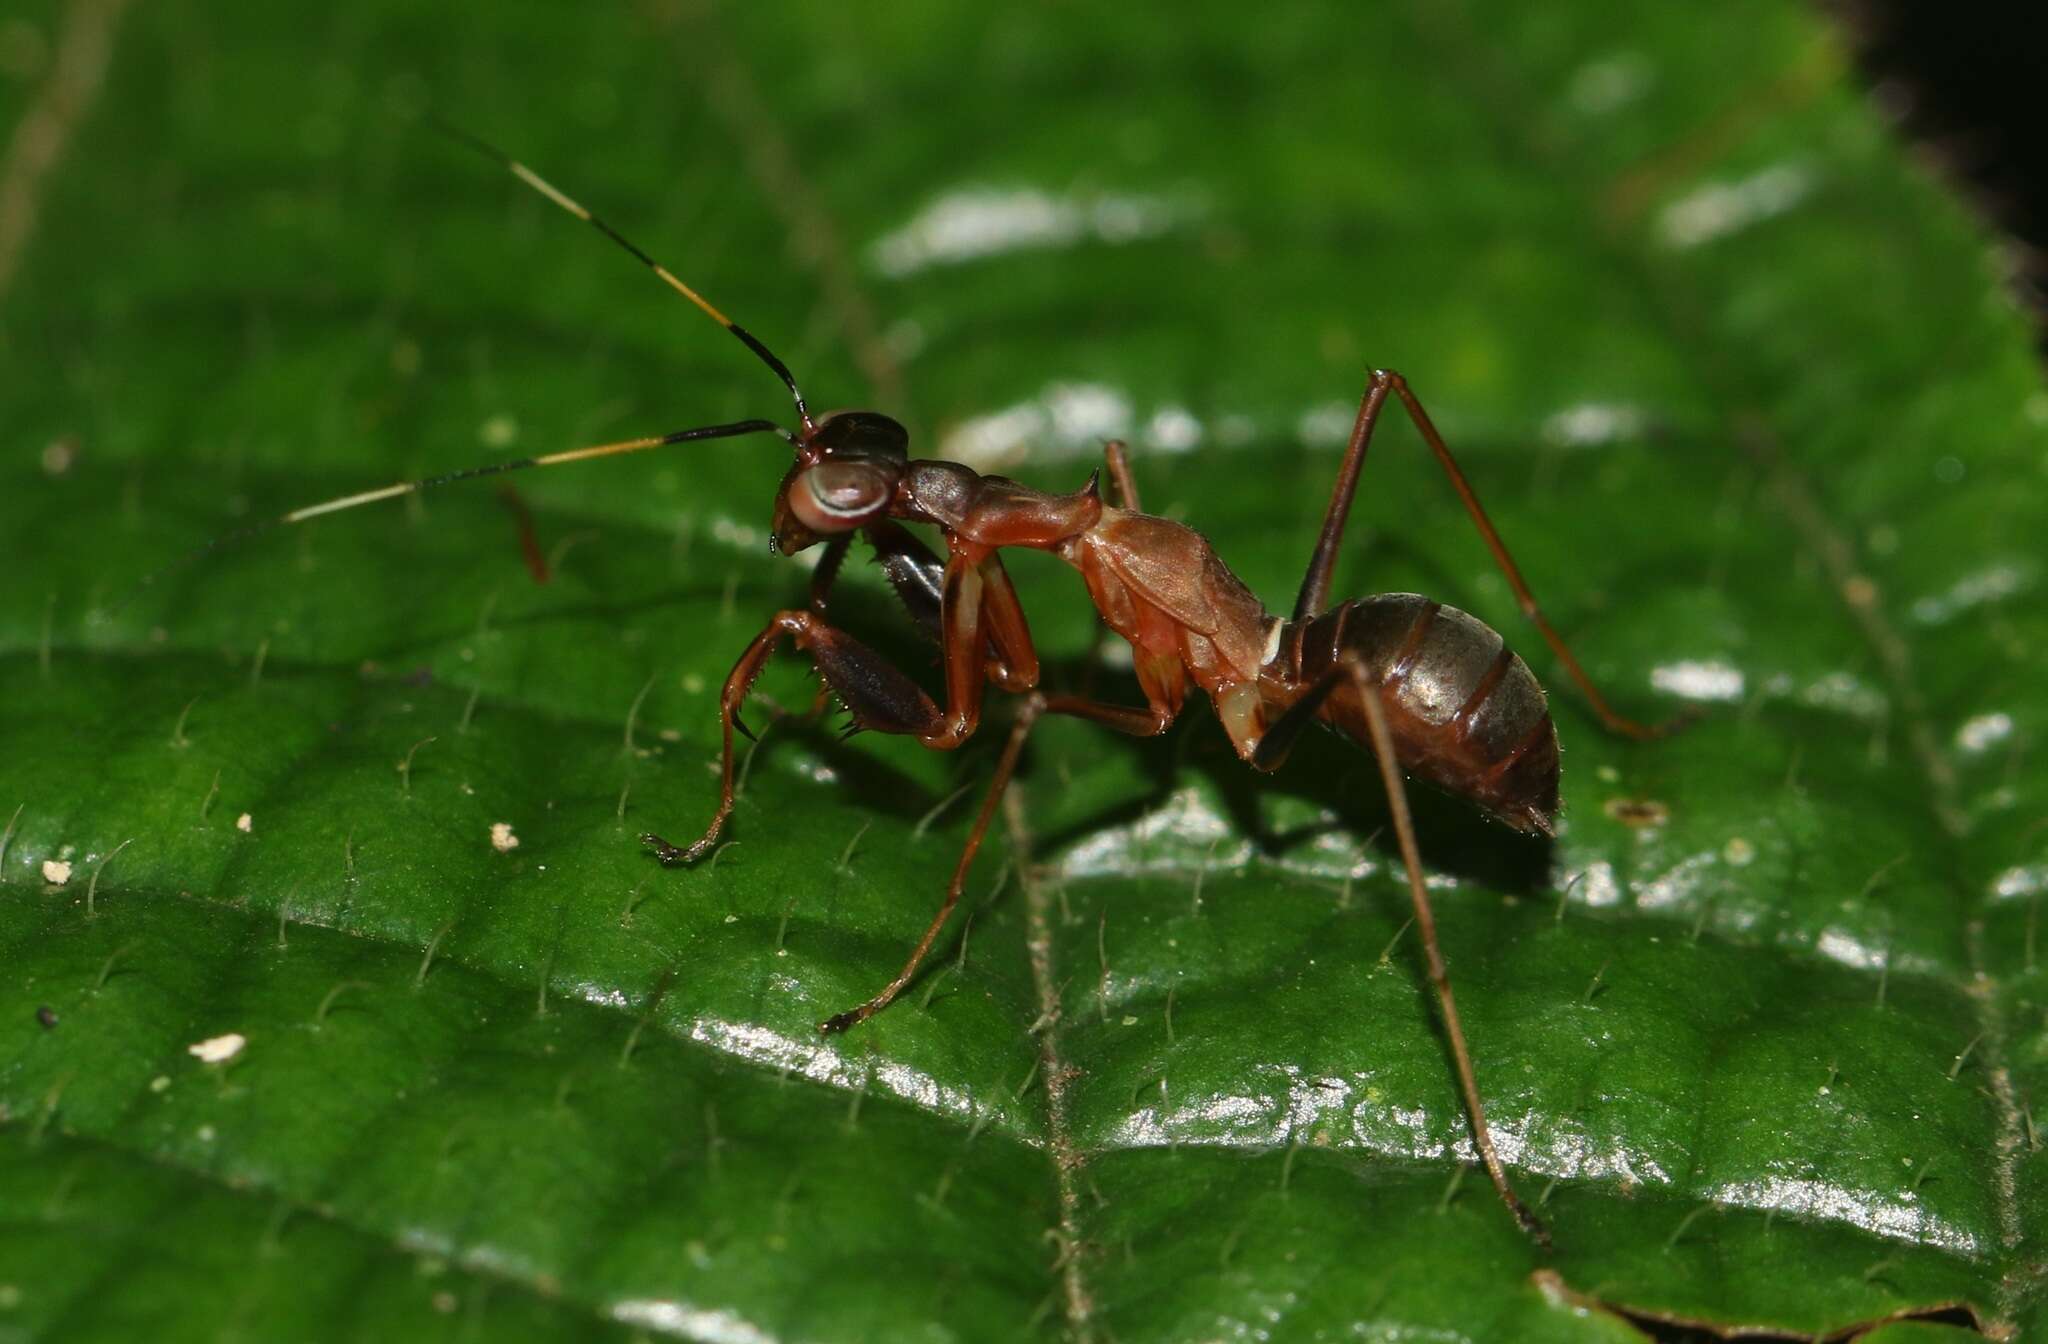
[1652,702,1710,738]
[818,1006,871,1035]
[642,832,700,865]
[1512,1200,1554,1252]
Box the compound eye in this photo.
[789,461,888,533]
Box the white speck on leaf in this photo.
[188,1032,246,1064]
[41,859,71,885]
[1651,659,1745,703]
[490,822,519,853]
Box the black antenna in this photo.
[429,115,814,433]
[122,419,793,607]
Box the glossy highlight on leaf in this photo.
[3,0,2047,1340]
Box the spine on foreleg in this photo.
[797,618,944,737]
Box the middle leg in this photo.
[1102,438,1141,511]
[1083,439,1142,697]
[820,688,1175,1033]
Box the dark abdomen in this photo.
[1289,594,1559,835]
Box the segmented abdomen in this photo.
[1289,593,1559,835]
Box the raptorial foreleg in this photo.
[644,610,945,865]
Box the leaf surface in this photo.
[3,1,2045,1340]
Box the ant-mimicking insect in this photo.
[155,121,1687,1242]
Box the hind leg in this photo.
[1293,369,1685,738]
[1249,653,1549,1245]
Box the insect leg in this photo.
[1034,693,1175,735]
[808,535,853,615]
[975,554,1040,693]
[798,536,857,716]
[863,519,946,640]
[1262,653,1549,1243]
[1081,441,1141,696]
[1246,669,1348,772]
[917,544,1058,746]
[810,528,1033,718]
[1294,369,1685,738]
[1102,439,1141,511]
[918,549,1002,750]
[818,694,1044,1034]
[1290,374,1395,624]
[643,610,943,865]
[820,689,1176,1034]
[497,486,550,584]
[1351,654,1548,1243]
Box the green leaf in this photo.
[4,0,2045,1339]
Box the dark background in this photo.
[1852,0,2048,334]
